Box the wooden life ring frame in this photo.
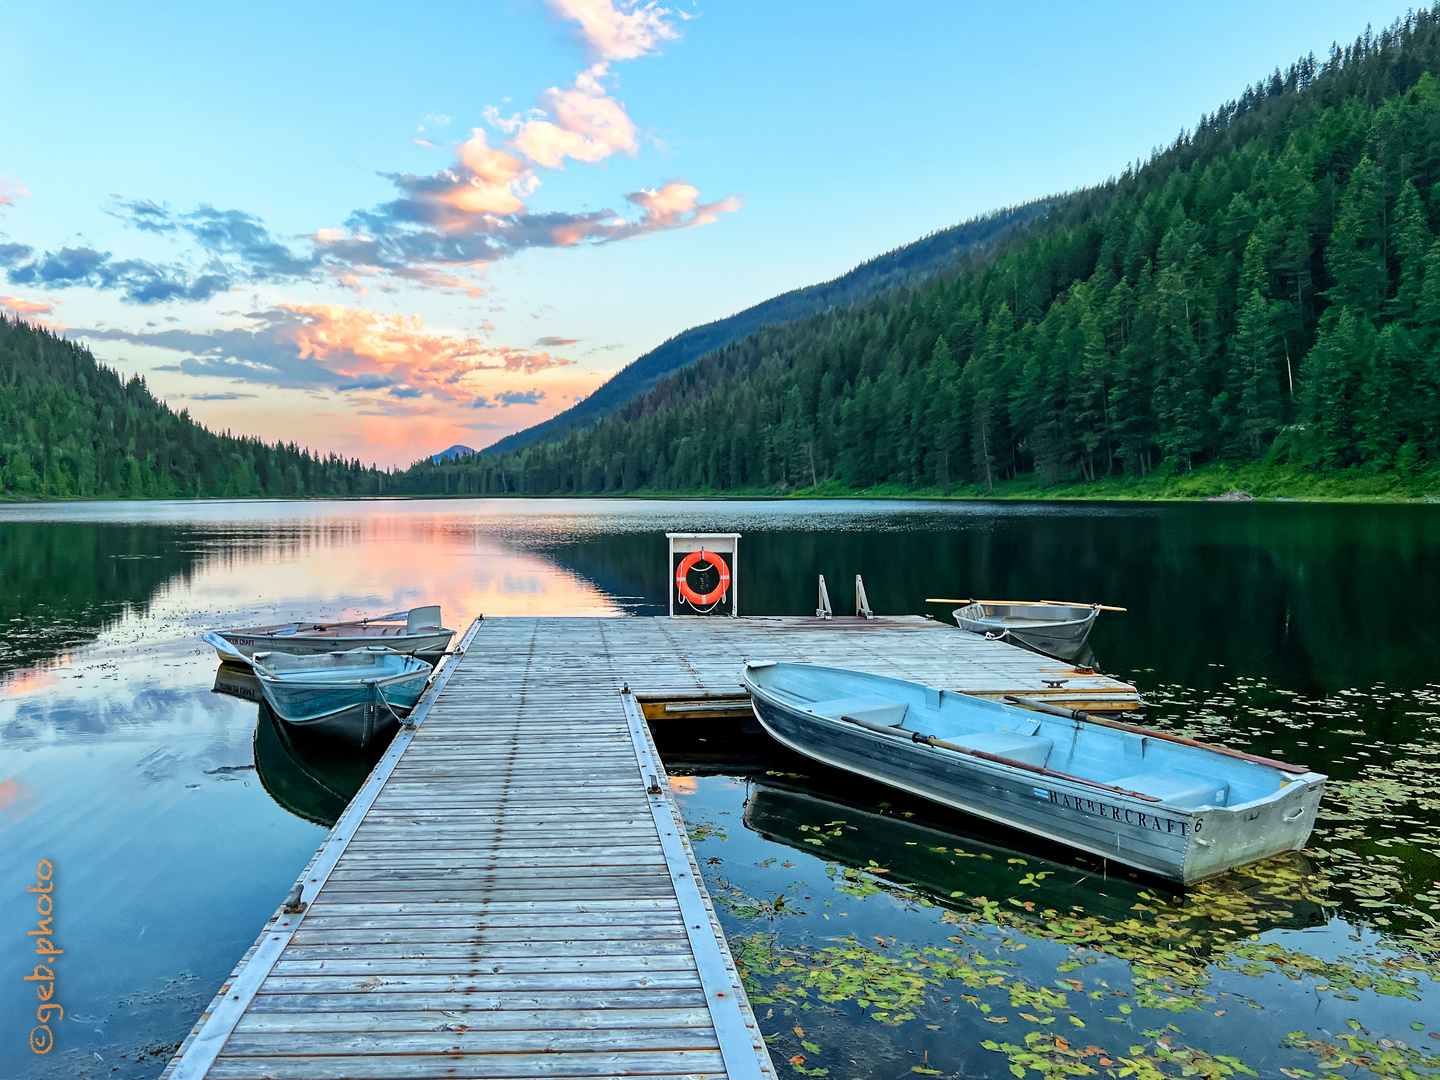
[675,549,730,607]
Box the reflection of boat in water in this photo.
[204,605,455,664]
[212,664,387,826]
[744,781,1154,919]
[742,781,1325,939]
[252,647,431,748]
[743,661,1327,884]
[213,661,263,702]
[252,700,386,827]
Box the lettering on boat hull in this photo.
[1040,789,1189,836]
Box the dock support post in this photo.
[816,575,832,619]
[855,574,874,619]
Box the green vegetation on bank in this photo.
[0,316,383,499]
[477,462,1438,503]
[398,12,1440,502]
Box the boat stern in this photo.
[1181,773,1326,883]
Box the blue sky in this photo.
[0,0,1411,466]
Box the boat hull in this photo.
[747,687,1322,884]
[953,603,1099,661]
[256,665,431,749]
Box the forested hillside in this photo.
[481,201,1052,457]
[398,12,1440,498]
[0,316,382,499]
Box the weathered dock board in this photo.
[165,616,1138,1080]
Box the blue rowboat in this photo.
[741,661,1326,884]
[251,647,433,748]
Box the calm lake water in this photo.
[1,497,1437,1080]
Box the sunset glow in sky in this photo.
[0,0,1408,467]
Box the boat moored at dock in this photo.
[251,646,433,747]
[952,600,1101,661]
[204,605,454,664]
[742,661,1326,883]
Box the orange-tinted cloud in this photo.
[448,131,532,215]
[0,294,54,316]
[629,182,743,229]
[80,303,574,406]
[281,302,573,399]
[546,0,679,62]
[510,64,639,168]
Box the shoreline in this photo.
[3,464,1438,506]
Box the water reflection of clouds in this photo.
[143,510,624,624]
[0,776,39,821]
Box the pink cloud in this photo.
[0,175,29,208]
[544,0,679,62]
[0,294,54,316]
[448,131,533,215]
[280,303,573,400]
[629,181,741,228]
[511,64,639,168]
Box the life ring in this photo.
[676,549,730,607]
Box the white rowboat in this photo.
[205,606,455,665]
[953,601,1100,661]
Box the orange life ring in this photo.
[675,549,730,607]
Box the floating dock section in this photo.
[165,616,1139,1079]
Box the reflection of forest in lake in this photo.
[527,501,1440,693]
[0,521,209,676]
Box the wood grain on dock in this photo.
[164,616,1138,1080]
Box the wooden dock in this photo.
[164,616,1138,1080]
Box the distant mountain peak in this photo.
[431,444,475,464]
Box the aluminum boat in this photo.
[953,601,1100,661]
[205,606,454,665]
[251,647,432,748]
[742,661,1326,883]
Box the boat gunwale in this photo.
[252,662,432,690]
[953,602,1099,632]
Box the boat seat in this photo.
[951,730,1054,767]
[407,606,442,633]
[1112,770,1229,808]
[810,696,909,727]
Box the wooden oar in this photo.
[316,609,411,631]
[832,710,1162,803]
[1004,695,1312,775]
[925,598,1127,612]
